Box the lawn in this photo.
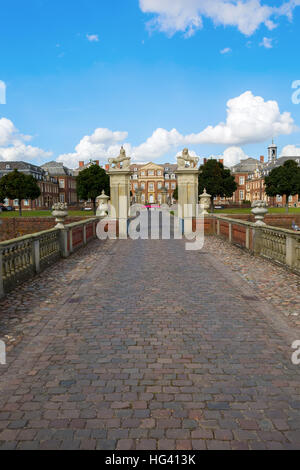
[0,210,95,218]
[214,207,300,214]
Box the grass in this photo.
[214,207,300,214]
[0,210,95,218]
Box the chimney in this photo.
[105,164,110,171]
[203,158,207,165]
[79,161,84,168]
[95,160,100,166]
[260,156,264,163]
[219,159,224,165]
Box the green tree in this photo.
[76,164,110,214]
[172,186,178,201]
[0,170,41,216]
[265,160,300,213]
[198,159,237,211]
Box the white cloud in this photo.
[0,81,6,105]
[185,91,296,145]
[281,144,300,156]
[260,37,273,48]
[211,146,250,167]
[220,47,232,54]
[87,34,99,42]
[139,0,298,37]
[57,91,296,168]
[0,117,52,162]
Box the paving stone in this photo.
[0,235,299,450]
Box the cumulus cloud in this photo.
[260,37,273,48]
[57,91,296,168]
[220,47,232,54]
[220,146,250,167]
[87,34,99,42]
[281,144,300,156]
[0,117,52,162]
[185,91,296,145]
[139,0,298,37]
[0,81,6,104]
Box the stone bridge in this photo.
[0,215,300,450]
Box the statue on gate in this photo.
[109,146,131,169]
[177,148,199,169]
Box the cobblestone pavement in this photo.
[0,234,300,450]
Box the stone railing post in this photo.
[33,239,40,274]
[0,249,4,299]
[83,224,87,245]
[246,227,250,250]
[228,222,232,243]
[253,226,262,255]
[217,219,220,236]
[59,228,70,258]
[286,235,297,268]
[69,229,73,254]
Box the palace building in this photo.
[130,162,177,205]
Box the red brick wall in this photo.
[0,217,87,242]
[225,213,300,229]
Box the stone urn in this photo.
[199,188,211,215]
[251,200,268,226]
[96,190,110,217]
[52,202,68,229]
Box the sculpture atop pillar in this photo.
[251,200,268,226]
[199,188,212,215]
[109,146,131,170]
[177,148,199,170]
[96,190,110,217]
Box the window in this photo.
[13,199,19,206]
[148,170,154,176]
[5,164,10,169]
[165,174,169,179]
[149,183,154,191]
[59,179,65,189]
[134,183,138,190]
[171,183,176,189]
[277,195,282,201]
[141,183,145,190]
[171,174,176,180]
[24,199,29,206]
[239,191,244,200]
[157,171,162,176]
[157,182,162,190]
[239,177,245,185]
[165,182,169,189]
[60,194,65,203]
[133,174,138,180]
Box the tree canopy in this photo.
[0,169,41,216]
[198,159,237,211]
[265,160,300,212]
[76,164,110,214]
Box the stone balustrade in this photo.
[212,214,300,275]
[0,218,99,298]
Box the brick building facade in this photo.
[0,161,59,210]
[130,162,177,205]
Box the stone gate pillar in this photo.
[107,147,132,238]
[175,148,199,236]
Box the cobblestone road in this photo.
[0,234,300,450]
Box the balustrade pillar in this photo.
[0,249,4,299]
[59,228,70,258]
[286,235,297,268]
[33,239,40,274]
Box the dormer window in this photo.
[5,164,10,169]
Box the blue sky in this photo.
[1,0,300,168]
